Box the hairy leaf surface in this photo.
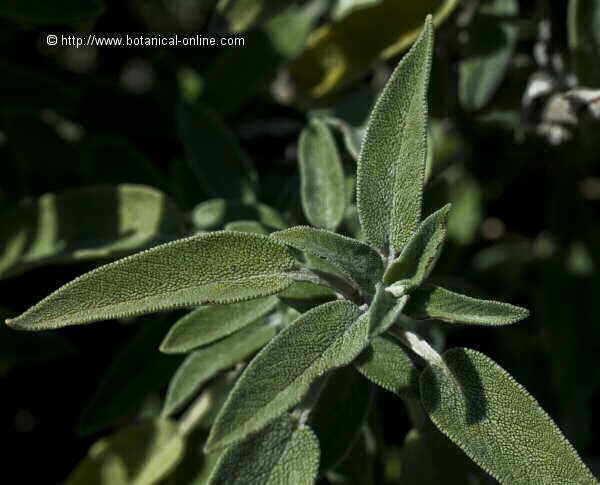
[367,283,409,336]
[160,296,278,354]
[206,301,367,450]
[357,16,433,252]
[298,118,345,230]
[7,232,295,330]
[208,415,319,485]
[420,348,598,484]
[163,320,276,416]
[273,226,383,296]
[0,184,185,279]
[383,204,450,286]
[404,285,529,326]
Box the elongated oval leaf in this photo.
[404,285,529,326]
[367,283,409,336]
[459,0,519,111]
[208,415,320,485]
[272,226,384,296]
[163,320,276,416]
[0,184,186,279]
[206,300,368,451]
[355,334,418,398]
[299,118,345,230]
[66,419,184,485]
[0,0,105,24]
[357,16,433,253]
[383,204,450,286]
[160,296,279,354]
[7,232,295,330]
[420,348,598,484]
[177,102,257,203]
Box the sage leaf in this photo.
[163,320,276,416]
[79,317,183,436]
[7,232,295,330]
[404,285,529,326]
[299,118,345,230]
[420,348,598,484]
[367,283,408,336]
[459,0,519,111]
[66,419,184,485]
[383,204,450,287]
[355,334,418,399]
[357,16,433,252]
[208,414,319,485]
[0,184,186,279]
[206,300,368,451]
[0,0,105,24]
[273,226,384,296]
[177,102,257,203]
[191,198,287,231]
[310,367,373,473]
[160,296,279,354]
[277,280,336,313]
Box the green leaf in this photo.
[0,184,186,279]
[160,297,278,354]
[177,102,257,202]
[459,0,519,111]
[224,220,268,234]
[163,320,276,416]
[0,0,105,24]
[383,204,450,287]
[66,419,184,485]
[206,300,368,451]
[367,283,409,336]
[404,285,529,326]
[420,348,598,484]
[357,16,433,252]
[568,0,600,85]
[299,118,345,231]
[208,414,320,485]
[310,367,373,473]
[355,334,418,399]
[191,198,287,231]
[7,232,295,330]
[79,317,183,436]
[277,281,336,313]
[272,226,384,296]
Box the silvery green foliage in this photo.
[298,118,346,231]
[6,14,596,484]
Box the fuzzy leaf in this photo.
[272,226,384,296]
[367,283,409,336]
[7,232,295,330]
[66,419,184,485]
[404,285,529,326]
[310,367,373,473]
[357,16,433,252]
[277,280,336,313]
[79,317,183,436]
[0,0,105,24]
[160,296,279,354]
[163,320,276,416]
[177,102,257,203]
[208,415,319,485]
[459,0,519,111]
[420,348,598,484]
[355,334,418,399]
[0,184,185,279]
[299,118,346,230]
[383,204,450,286]
[206,300,368,451]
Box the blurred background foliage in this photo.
[1,0,600,483]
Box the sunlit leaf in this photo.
[357,17,433,253]
[206,301,368,451]
[298,118,345,231]
[0,184,186,279]
[404,285,529,326]
[7,232,295,330]
[420,348,598,484]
